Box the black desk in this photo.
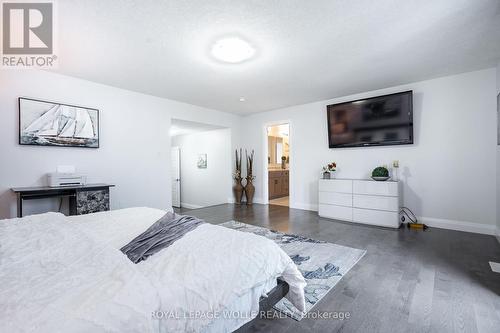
[11,184,115,218]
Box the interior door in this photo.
[171,146,181,208]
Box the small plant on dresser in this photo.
[322,162,337,179]
[371,166,390,181]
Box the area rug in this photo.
[220,221,366,320]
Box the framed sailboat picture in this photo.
[19,97,99,148]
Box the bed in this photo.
[0,207,306,333]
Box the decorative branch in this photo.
[239,148,242,173]
[234,149,243,181]
[245,149,255,181]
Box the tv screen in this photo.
[327,91,413,148]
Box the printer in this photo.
[47,173,87,187]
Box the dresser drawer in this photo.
[318,179,352,194]
[319,204,353,221]
[319,192,352,207]
[353,180,398,196]
[269,170,288,177]
[353,208,400,228]
[353,194,399,212]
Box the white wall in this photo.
[172,129,232,208]
[0,70,241,219]
[2,68,498,235]
[241,68,498,234]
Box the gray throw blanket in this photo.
[120,212,205,263]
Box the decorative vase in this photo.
[281,160,286,169]
[233,178,244,204]
[323,171,331,179]
[244,178,255,205]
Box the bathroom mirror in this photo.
[268,136,284,164]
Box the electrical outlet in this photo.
[393,160,399,168]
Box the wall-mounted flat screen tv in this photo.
[327,91,413,148]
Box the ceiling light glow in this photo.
[211,37,255,63]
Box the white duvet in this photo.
[1,208,306,333]
[0,212,159,333]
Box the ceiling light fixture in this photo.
[239,97,246,102]
[211,37,255,64]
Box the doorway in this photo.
[170,119,231,210]
[267,123,290,207]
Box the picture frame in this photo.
[197,154,207,169]
[19,97,99,148]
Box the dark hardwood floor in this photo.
[175,204,500,333]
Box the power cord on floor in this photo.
[400,207,417,224]
[400,207,429,230]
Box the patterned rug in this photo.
[220,221,366,320]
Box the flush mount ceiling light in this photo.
[211,37,255,64]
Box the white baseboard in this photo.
[225,199,497,237]
[282,203,497,236]
[418,216,497,236]
[180,202,204,210]
[291,202,318,212]
[227,197,266,205]
[252,197,266,204]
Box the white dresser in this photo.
[318,179,402,228]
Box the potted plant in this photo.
[244,149,256,205]
[371,166,390,181]
[322,162,337,179]
[281,155,287,169]
[233,149,244,204]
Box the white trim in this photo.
[274,201,497,236]
[227,197,266,205]
[291,202,318,212]
[417,216,496,236]
[181,202,204,209]
[251,197,266,205]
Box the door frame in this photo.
[262,120,292,206]
[171,146,181,208]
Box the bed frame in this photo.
[236,279,289,332]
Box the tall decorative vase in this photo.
[233,178,244,204]
[244,178,255,205]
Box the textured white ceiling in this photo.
[53,0,500,115]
